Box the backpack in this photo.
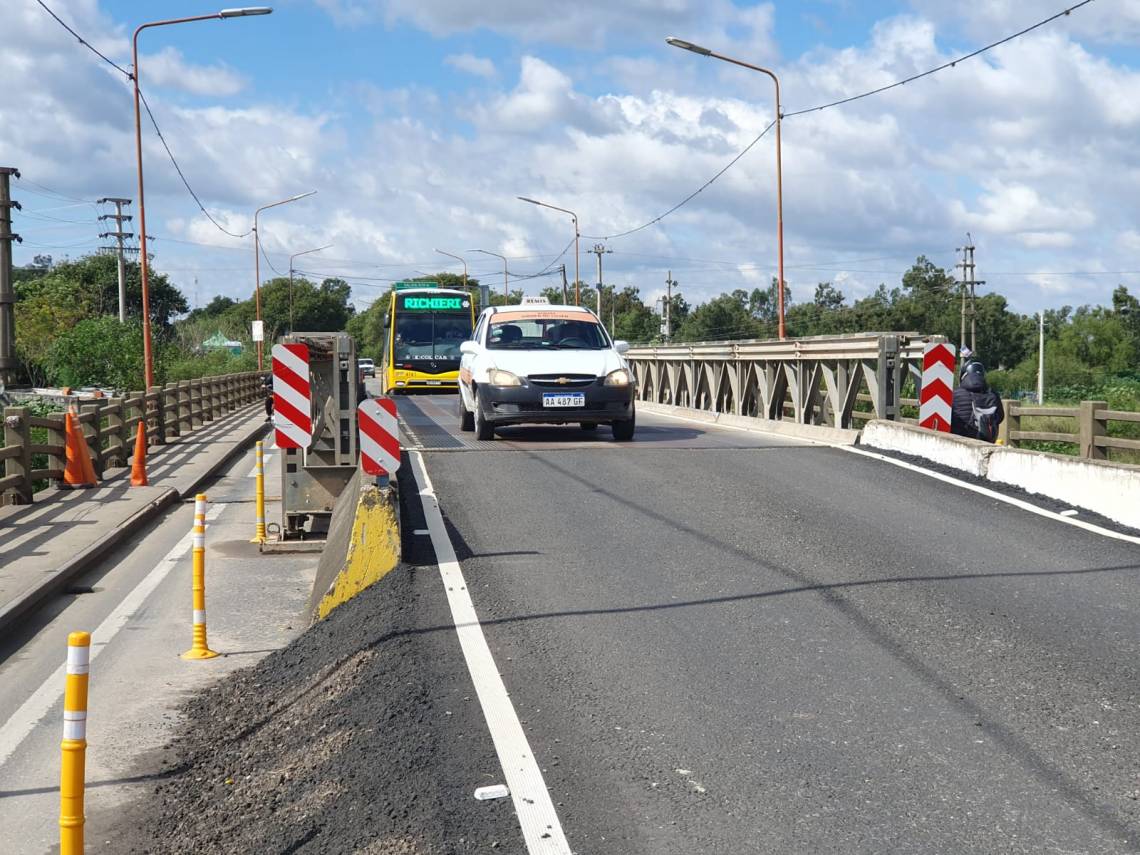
[971,401,998,442]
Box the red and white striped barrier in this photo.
[271,343,312,449]
[358,397,401,476]
[919,342,956,432]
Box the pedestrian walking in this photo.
[262,373,273,422]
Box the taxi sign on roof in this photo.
[521,295,550,305]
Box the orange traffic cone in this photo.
[130,420,148,487]
[63,411,98,488]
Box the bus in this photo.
[382,284,476,393]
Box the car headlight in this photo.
[488,368,522,387]
[604,368,631,387]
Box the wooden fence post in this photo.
[3,406,33,505]
[150,386,167,444]
[1079,400,1108,460]
[46,413,66,486]
[104,398,123,468]
[1000,399,1016,447]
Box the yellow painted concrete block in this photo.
[316,485,401,621]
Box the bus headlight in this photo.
[488,368,522,387]
[604,368,631,387]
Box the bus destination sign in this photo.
[400,295,469,311]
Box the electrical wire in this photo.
[33,0,132,78]
[783,0,1097,117]
[137,89,253,238]
[581,120,776,241]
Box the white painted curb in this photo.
[860,420,1140,530]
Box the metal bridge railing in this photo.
[625,332,941,429]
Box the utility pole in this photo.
[664,270,676,342]
[0,167,21,388]
[590,243,612,329]
[560,264,569,304]
[98,198,134,322]
[955,235,984,363]
[1037,311,1045,404]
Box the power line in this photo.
[584,1,1095,245]
[582,120,776,241]
[33,2,253,240]
[783,0,1096,117]
[136,90,253,238]
[34,0,132,78]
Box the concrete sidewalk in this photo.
[0,404,269,636]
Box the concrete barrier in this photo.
[860,419,1140,530]
[988,447,1140,530]
[307,470,401,622]
[638,401,861,445]
[860,420,996,478]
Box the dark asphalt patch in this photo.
[112,561,523,853]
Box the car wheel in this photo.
[611,413,635,441]
[474,388,495,440]
[459,392,475,432]
[580,422,598,431]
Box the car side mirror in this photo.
[613,340,630,354]
[459,341,478,355]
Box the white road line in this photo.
[648,407,1140,545]
[0,504,227,768]
[409,451,571,854]
[246,454,273,478]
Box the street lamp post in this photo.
[666,36,786,339]
[132,7,273,390]
[517,197,580,306]
[253,191,316,369]
[470,249,509,300]
[434,248,468,291]
[288,243,332,332]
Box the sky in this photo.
[3,0,1140,319]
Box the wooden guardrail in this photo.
[998,399,1140,460]
[1,372,263,505]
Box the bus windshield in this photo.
[394,311,472,362]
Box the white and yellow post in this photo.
[60,630,90,855]
[182,493,219,660]
[250,441,267,543]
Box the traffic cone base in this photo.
[130,421,148,487]
[63,412,98,488]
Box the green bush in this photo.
[47,316,146,390]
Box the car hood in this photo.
[487,349,625,379]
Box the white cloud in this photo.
[444,52,497,79]
[142,48,247,97]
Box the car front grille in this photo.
[527,373,597,388]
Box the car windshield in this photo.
[394,312,472,362]
[487,316,609,350]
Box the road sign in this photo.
[272,343,312,448]
[919,341,956,432]
[358,397,400,476]
[251,320,264,342]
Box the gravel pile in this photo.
[115,566,519,854]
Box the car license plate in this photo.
[543,392,585,408]
[426,380,442,386]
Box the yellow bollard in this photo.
[60,630,90,855]
[250,441,267,543]
[182,494,219,660]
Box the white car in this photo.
[457,302,636,440]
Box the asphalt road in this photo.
[401,392,1140,854]
[0,436,316,854]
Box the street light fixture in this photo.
[288,243,332,333]
[253,190,316,369]
[517,196,580,306]
[469,249,509,300]
[666,35,786,339]
[132,7,274,390]
[434,248,468,292]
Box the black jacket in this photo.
[950,372,1004,440]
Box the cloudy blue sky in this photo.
[4,0,1139,319]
